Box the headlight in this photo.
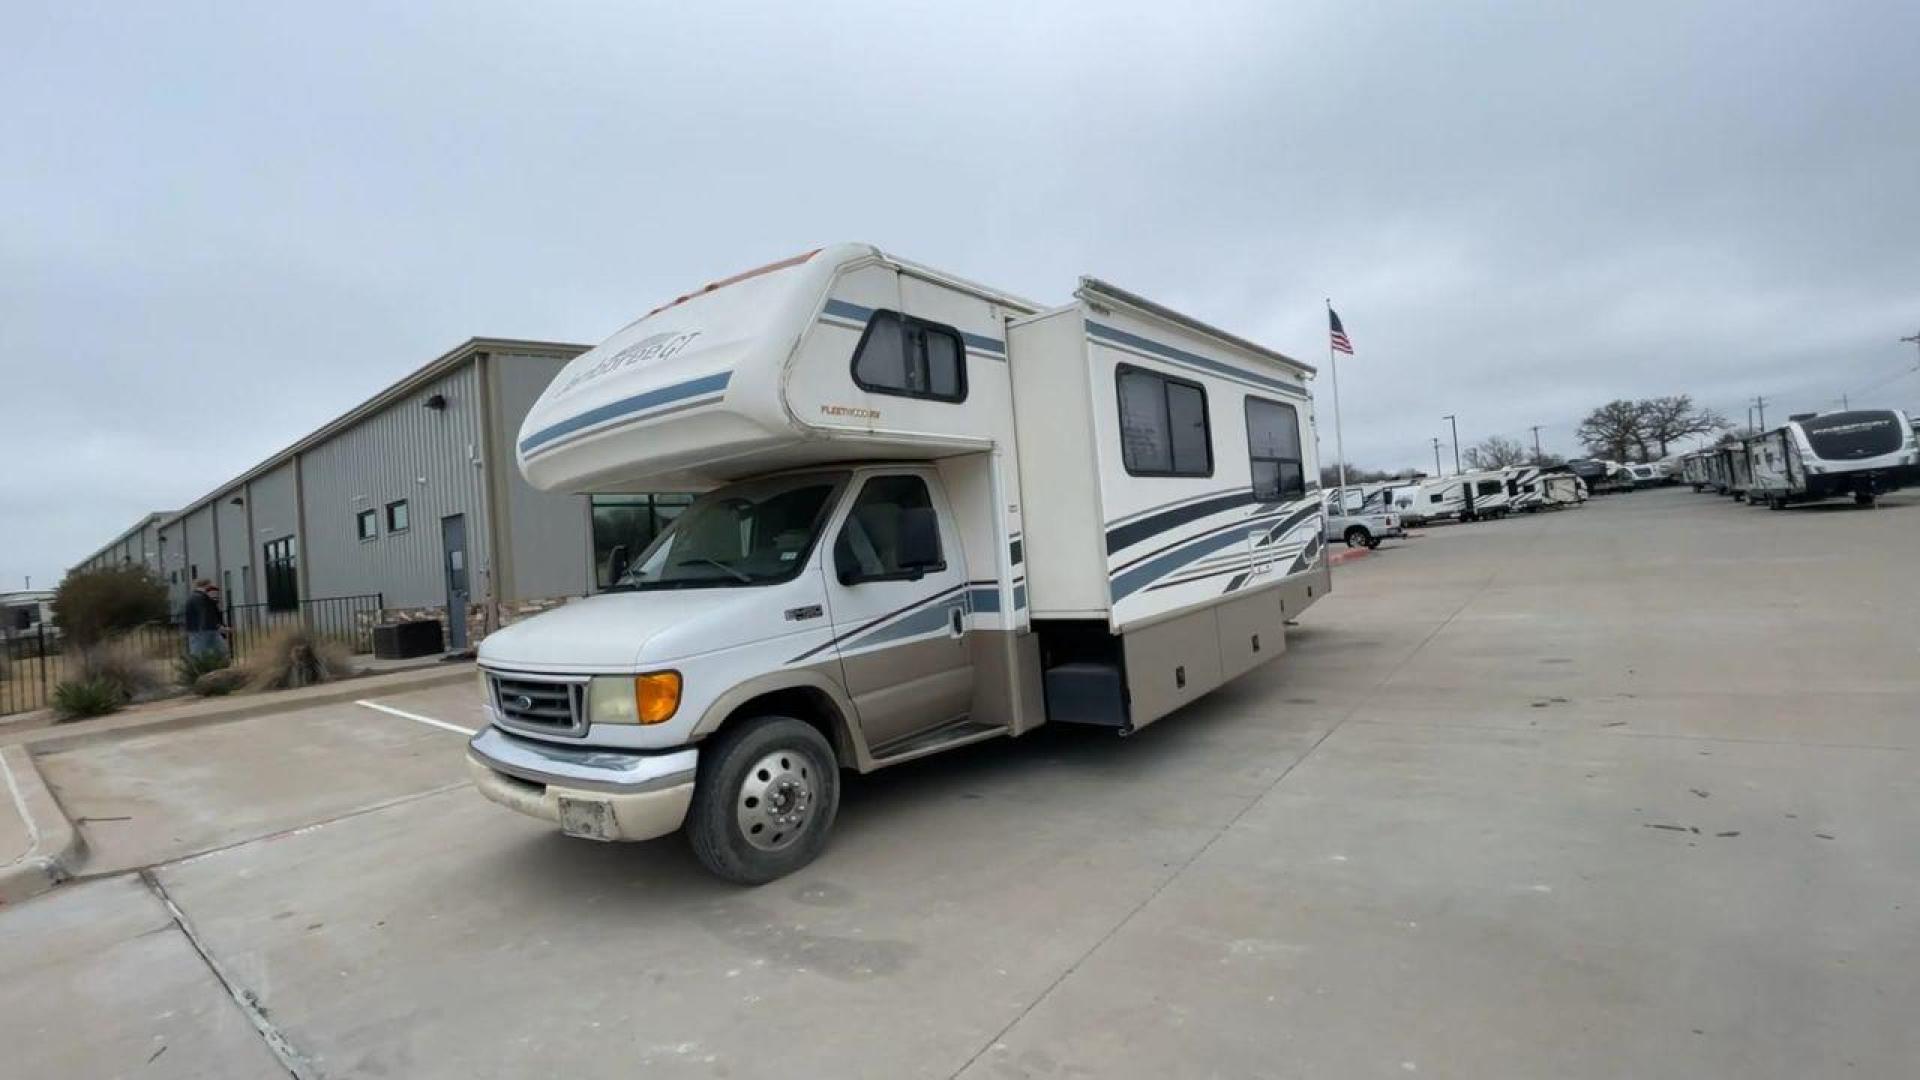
[587,672,681,726]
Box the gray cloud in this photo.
[4,1,1918,587]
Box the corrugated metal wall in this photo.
[298,362,490,608]
[248,461,300,604]
[212,487,253,606]
[155,518,189,610]
[491,352,592,602]
[183,506,217,589]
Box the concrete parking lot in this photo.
[4,488,1917,1078]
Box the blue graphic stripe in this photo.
[821,299,1005,356]
[520,372,731,456]
[1013,584,1027,610]
[967,586,1001,614]
[1087,322,1302,397]
[1111,504,1321,599]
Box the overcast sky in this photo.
[5,1,1918,589]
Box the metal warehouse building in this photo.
[72,338,688,651]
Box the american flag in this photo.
[1329,307,1354,355]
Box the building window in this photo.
[1117,365,1212,477]
[263,537,298,612]
[1245,397,1304,501]
[356,509,379,541]
[591,493,695,590]
[386,499,409,533]
[851,310,967,403]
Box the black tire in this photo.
[1855,493,1876,508]
[1343,526,1373,549]
[1769,497,1784,511]
[686,715,839,885]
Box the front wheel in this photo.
[1855,492,1876,508]
[1343,527,1375,549]
[686,715,839,885]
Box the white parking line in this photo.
[354,699,476,737]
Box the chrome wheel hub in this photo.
[737,750,814,852]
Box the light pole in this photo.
[1431,438,1443,477]
[1530,425,1544,465]
[1442,414,1461,475]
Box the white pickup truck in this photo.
[1322,491,1404,549]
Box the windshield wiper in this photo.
[674,557,753,584]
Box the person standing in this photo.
[182,579,228,658]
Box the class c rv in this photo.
[468,244,1329,883]
[1744,409,1919,509]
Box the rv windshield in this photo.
[614,472,845,590]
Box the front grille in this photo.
[489,674,587,737]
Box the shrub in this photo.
[176,647,231,687]
[52,566,171,647]
[52,677,127,720]
[245,625,355,691]
[70,638,168,703]
[192,668,250,697]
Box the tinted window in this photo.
[385,499,409,532]
[1477,480,1502,496]
[852,310,967,403]
[1802,411,1903,460]
[1117,366,1212,476]
[1245,397,1304,500]
[835,475,945,578]
[356,509,378,540]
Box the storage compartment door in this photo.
[1120,608,1225,731]
[1215,589,1285,682]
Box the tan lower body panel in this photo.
[839,636,972,750]
[968,628,1045,735]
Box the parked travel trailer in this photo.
[1403,470,1511,523]
[1566,458,1629,494]
[1623,462,1663,489]
[468,244,1330,882]
[1542,471,1586,506]
[1744,410,1919,509]
[1679,450,1712,491]
[1718,441,1755,501]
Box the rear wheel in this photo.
[1855,492,1876,507]
[686,715,839,885]
[1343,526,1375,549]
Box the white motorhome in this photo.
[1745,410,1919,509]
[468,244,1329,882]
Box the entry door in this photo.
[441,514,469,650]
[823,474,973,750]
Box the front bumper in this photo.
[467,725,697,842]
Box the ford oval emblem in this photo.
[511,694,535,712]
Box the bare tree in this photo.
[1463,435,1530,470]
[1638,395,1728,456]
[1577,399,1650,461]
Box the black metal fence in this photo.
[0,593,383,718]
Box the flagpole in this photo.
[1326,299,1349,497]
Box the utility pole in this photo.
[1529,425,1543,464]
[1442,414,1461,474]
[1752,395,1767,431]
[1431,438,1443,477]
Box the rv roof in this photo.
[1075,277,1316,377]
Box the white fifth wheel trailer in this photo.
[1406,470,1512,523]
[1745,410,1919,509]
[467,244,1329,882]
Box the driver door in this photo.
[823,472,973,751]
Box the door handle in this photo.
[948,605,965,637]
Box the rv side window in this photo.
[1476,480,1501,497]
[851,310,967,403]
[1117,365,1213,477]
[1244,397,1304,500]
[1430,492,1444,504]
